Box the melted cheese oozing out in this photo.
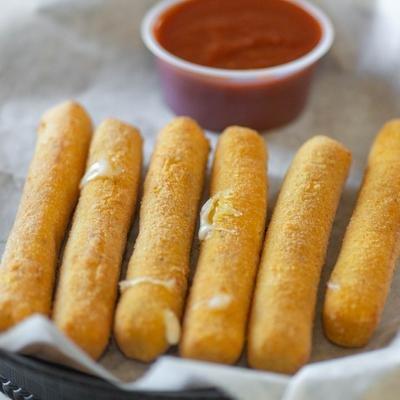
[327,281,340,291]
[119,277,176,293]
[198,197,215,240]
[80,158,125,188]
[80,159,111,188]
[163,309,181,345]
[193,293,233,310]
[198,190,242,240]
[208,294,232,309]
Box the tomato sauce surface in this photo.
[154,0,322,70]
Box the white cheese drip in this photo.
[327,282,340,291]
[163,309,181,345]
[119,277,176,293]
[198,190,242,241]
[207,294,232,309]
[80,159,111,188]
[80,158,125,188]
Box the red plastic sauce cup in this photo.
[141,0,334,132]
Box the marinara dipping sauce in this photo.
[142,0,334,131]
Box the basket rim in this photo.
[0,350,226,399]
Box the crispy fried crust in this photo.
[180,126,268,364]
[324,120,400,347]
[52,119,142,359]
[0,101,92,330]
[248,135,351,374]
[114,117,209,362]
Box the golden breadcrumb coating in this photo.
[53,119,142,359]
[248,135,351,374]
[180,126,268,364]
[0,101,92,331]
[114,117,209,362]
[324,120,400,347]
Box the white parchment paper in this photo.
[1,0,400,399]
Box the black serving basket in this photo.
[0,351,229,400]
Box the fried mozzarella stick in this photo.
[180,126,268,364]
[324,120,400,347]
[114,117,209,361]
[52,119,142,359]
[248,136,351,374]
[0,101,92,331]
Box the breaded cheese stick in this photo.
[52,119,142,359]
[114,117,209,361]
[180,126,268,364]
[248,136,351,374]
[324,120,400,347]
[0,101,92,331]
